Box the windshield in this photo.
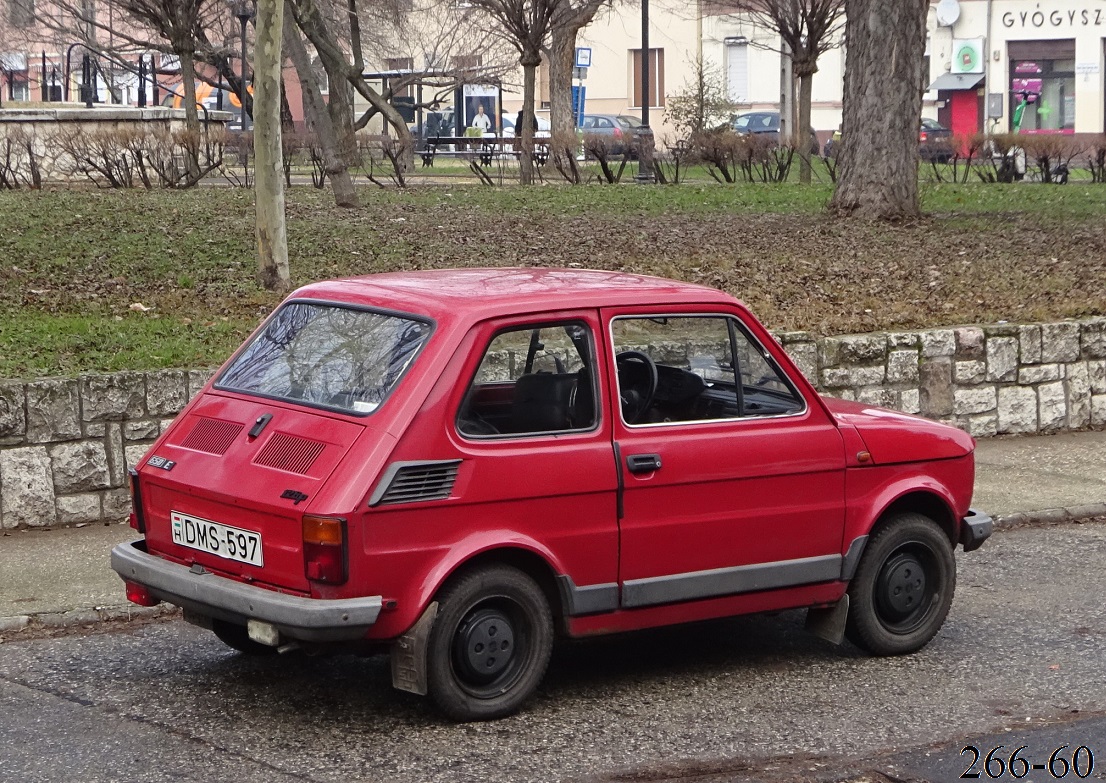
[216,302,432,415]
[617,116,642,128]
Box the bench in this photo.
[420,136,550,168]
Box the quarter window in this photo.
[458,322,598,437]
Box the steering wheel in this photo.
[615,351,658,424]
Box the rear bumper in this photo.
[111,540,382,642]
[960,508,993,552]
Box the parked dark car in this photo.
[731,111,820,156]
[580,113,642,158]
[918,118,954,162]
[823,119,954,163]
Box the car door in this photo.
[603,306,847,609]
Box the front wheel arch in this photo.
[877,490,958,548]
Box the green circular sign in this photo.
[956,44,978,72]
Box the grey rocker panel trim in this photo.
[555,575,620,616]
[621,553,844,609]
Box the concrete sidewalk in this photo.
[1,430,1104,635]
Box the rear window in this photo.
[215,301,432,415]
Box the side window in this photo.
[610,315,803,425]
[458,322,598,438]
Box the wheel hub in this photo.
[878,552,927,620]
[455,608,516,683]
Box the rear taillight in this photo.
[919,131,928,141]
[614,127,623,139]
[302,515,348,585]
[125,582,160,607]
[128,468,146,533]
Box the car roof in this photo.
[290,268,737,325]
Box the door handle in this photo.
[626,453,662,474]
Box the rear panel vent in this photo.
[253,432,326,475]
[179,418,245,455]
[370,460,462,507]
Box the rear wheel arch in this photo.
[433,547,566,629]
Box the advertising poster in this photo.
[463,84,499,135]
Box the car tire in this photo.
[845,512,956,656]
[426,565,553,721]
[212,619,279,656]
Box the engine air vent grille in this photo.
[253,432,326,475]
[370,460,462,507]
[179,417,244,455]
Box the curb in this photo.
[993,504,1106,531]
[1,508,1103,637]
[0,603,177,638]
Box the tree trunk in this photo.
[178,49,201,181]
[829,0,927,220]
[548,26,580,183]
[796,67,814,184]
[289,0,413,172]
[519,59,538,186]
[254,0,290,292]
[283,5,357,207]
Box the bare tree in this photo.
[666,53,735,138]
[828,0,927,219]
[283,1,357,206]
[255,0,290,292]
[719,0,843,183]
[289,0,427,177]
[114,0,214,177]
[545,0,609,182]
[465,0,557,184]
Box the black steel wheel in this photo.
[427,565,553,721]
[212,619,279,656]
[845,512,956,655]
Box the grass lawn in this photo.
[0,181,1104,378]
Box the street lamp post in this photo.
[635,0,655,184]
[231,0,254,132]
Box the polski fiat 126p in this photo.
[112,268,992,721]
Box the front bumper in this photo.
[960,508,993,552]
[111,540,382,642]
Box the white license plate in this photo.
[170,511,264,567]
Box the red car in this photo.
[113,269,991,721]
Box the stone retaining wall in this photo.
[1,317,1104,530]
[0,370,214,529]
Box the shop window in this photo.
[1008,41,1075,133]
[631,48,665,108]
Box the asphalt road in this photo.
[1,521,1104,783]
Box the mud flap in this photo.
[390,602,438,696]
[805,594,849,645]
